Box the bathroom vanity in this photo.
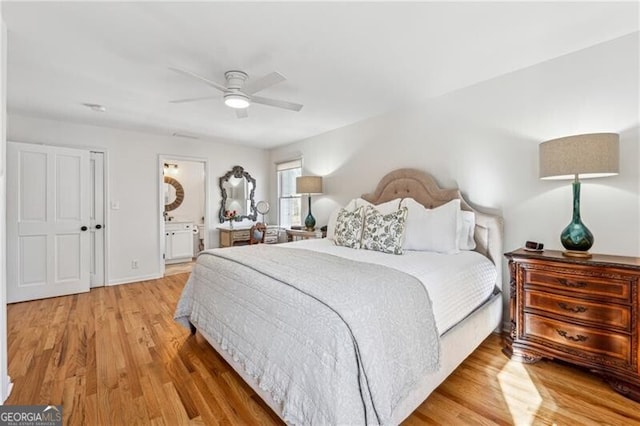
[165,222,195,263]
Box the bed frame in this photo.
[189,168,504,424]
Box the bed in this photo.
[175,168,504,425]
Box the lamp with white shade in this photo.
[296,176,323,231]
[539,132,619,258]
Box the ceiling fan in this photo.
[169,67,303,119]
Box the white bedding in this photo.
[175,239,499,424]
[176,245,442,425]
[281,238,497,335]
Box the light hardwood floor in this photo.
[6,273,640,425]
[164,261,196,276]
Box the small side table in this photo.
[218,226,252,248]
[286,229,324,242]
[264,226,280,244]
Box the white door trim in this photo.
[0,17,11,402]
[158,154,209,276]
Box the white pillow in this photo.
[457,210,476,250]
[326,207,341,240]
[348,197,401,214]
[373,198,403,214]
[326,198,402,240]
[402,198,460,253]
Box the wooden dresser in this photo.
[504,248,640,401]
[218,227,251,248]
[219,225,281,247]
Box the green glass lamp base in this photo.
[560,222,593,251]
[560,180,594,258]
[304,194,316,231]
[304,212,316,231]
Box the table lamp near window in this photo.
[296,176,323,231]
[539,133,619,258]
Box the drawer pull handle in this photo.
[556,329,588,342]
[557,278,587,288]
[557,302,587,313]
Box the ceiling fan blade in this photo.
[169,67,227,92]
[243,72,286,95]
[251,95,303,112]
[236,109,248,119]
[169,95,220,104]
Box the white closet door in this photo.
[7,142,90,303]
[89,152,105,287]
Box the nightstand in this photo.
[264,225,280,244]
[286,228,324,242]
[504,248,640,402]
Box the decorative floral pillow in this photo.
[361,206,409,255]
[334,206,365,249]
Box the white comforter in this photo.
[175,245,442,425]
[286,239,497,335]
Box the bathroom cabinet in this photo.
[165,222,194,264]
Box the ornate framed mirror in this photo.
[164,176,184,212]
[219,165,257,222]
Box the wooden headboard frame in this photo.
[361,168,504,290]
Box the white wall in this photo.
[271,33,640,326]
[7,116,270,284]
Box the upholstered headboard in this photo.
[361,168,504,290]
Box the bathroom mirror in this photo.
[219,165,257,222]
[164,176,184,212]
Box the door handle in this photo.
[95,224,102,230]
[81,226,88,231]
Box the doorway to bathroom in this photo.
[158,155,208,276]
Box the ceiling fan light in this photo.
[224,93,250,109]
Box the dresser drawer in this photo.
[265,227,279,236]
[525,269,630,301]
[525,290,631,331]
[523,313,632,367]
[232,230,250,241]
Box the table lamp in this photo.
[539,133,619,258]
[296,176,323,231]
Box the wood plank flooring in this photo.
[6,273,640,425]
[164,261,195,277]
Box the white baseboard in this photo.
[108,273,163,286]
[1,376,12,404]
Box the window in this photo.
[277,159,302,228]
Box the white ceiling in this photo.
[2,1,638,148]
